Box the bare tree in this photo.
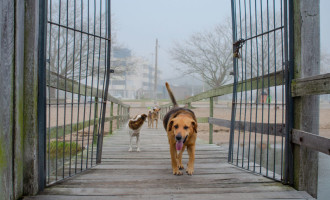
[321,51,330,74]
[47,1,137,98]
[170,20,233,89]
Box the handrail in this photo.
[46,70,129,107]
[46,70,130,136]
[160,71,330,156]
[160,70,284,107]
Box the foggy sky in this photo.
[112,0,330,83]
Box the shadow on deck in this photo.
[24,122,313,200]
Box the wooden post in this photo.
[109,102,113,134]
[127,107,130,120]
[120,105,122,126]
[209,97,214,144]
[23,0,41,195]
[117,104,120,129]
[93,97,99,142]
[1,1,16,199]
[292,0,320,198]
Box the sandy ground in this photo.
[47,100,330,146]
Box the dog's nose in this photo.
[176,134,182,141]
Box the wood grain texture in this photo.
[292,129,330,155]
[47,71,129,107]
[0,0,15,199]
[161,71,284,106]
[24,122,313,199]
[292,0,320,198]
[209,117,285,136]
[291,73,330,97]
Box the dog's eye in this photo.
[174,125,178,129]
[184,126,188,130]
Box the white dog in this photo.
[128,114,147,152]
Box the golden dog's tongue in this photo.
[176,140,183,150]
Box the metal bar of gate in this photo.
[38,0,48,191]
[44,0,112,186]
[97,0,112,163]
[229,0,289,182]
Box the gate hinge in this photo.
[233,39,246,58]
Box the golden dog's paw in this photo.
[178,164,184,170]
[173,170,183,176]
[186,168,194,176]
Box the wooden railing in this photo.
[160,71,330,155]
[47,71,130,136]
[45,71,130,185]
[160,70,284,144]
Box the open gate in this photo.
[40,0,112,186]
[228,0,291,182]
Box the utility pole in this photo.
[154,39,158,104]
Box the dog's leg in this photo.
[186,145,196,175]
[170,144,182,175]
[136,134,140,152]
[128,136,133,152]
[177,146,186,170]
[155,119,158,129]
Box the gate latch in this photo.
[233,39,245,58]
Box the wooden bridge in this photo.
[2,0,330,199]
[24,122,313,200]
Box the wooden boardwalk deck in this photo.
[25,122,313,200]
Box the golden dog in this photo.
[148,107,161,128]
[163,82,198,176]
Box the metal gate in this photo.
[43,0,112,186]
[228,0,290,182]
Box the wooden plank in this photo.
[14,0,25,197]
[292,0,320,198]
[0,1,15,198]
[197,117,208,123]
[209,117,285,137]
[209,97,214,144]
[24,191,312,200]
[291,73,330,97]
[161,70,284,106]
[25,122,313,199]
[47,71,129,107]
[23,0,40,195]
[292,129,330,155]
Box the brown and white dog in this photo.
[163,82,198,176]
[128,114,147,152]
[148,107,161,129]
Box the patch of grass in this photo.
[47,141,82,156]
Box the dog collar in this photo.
[183,135,188,144]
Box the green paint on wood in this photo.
[109,102,114,135]
[197,117,208,123]
[161,71,284,107]
[0,139,6,170]
[209,97,214,144]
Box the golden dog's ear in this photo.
[167,119,174,132]
[191,121,197,133]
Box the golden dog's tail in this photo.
[165,82,178,108]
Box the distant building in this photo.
[108,47,161,99]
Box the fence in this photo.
[43,0,129,186]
